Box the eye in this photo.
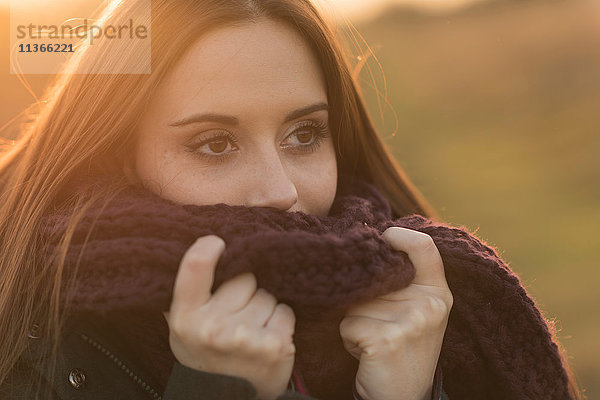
[204,137,229,153]
[282,120,330,152]
[296,130,315,144]
[184,131,238,163]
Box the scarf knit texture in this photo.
[39,174,573,400]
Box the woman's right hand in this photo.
[163,235,297,400]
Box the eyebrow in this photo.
[168,102,329,127]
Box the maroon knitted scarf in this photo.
[39,174,573,400]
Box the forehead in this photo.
[153,18,327,116]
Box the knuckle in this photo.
[231,323,251,349]
[277,303,295,321]
[339,315,356,335]
[169,312,193,339]
[271,304,295,331]
[406,308,429,336]
[339,315,350,330]
[285,342,297,357]
[443,289,454,310]
[426,294,449,315]
[338,318,349,337]
[198,318,224,347]
[261,332,287,361]
[425,295,450,325]
[278,339,295,359]
[378,324,404,353]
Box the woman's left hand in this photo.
[339,227,453,400]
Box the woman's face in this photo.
[134,18,337,216]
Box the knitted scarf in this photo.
[39,174,573,400]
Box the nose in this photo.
[245,150,298,211]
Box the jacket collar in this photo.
[23,316,163,399]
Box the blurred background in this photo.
[1,0,598,397]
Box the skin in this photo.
[133,18,336,215]
[133,17,452,400]
[342,227,453,400]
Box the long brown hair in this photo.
[0,0,582,398]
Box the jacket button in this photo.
[68,368,86,389]
[27,323,41,339]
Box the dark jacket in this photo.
[0,316,447,399]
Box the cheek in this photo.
[297,143,338,216]
[133,137,199,203]
[134,134,163,189]
[135,139,247,207]
[135,138,185,190]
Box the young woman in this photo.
[0,0,581,399]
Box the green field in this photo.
[349,0,599,397]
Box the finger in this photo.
[339,315,386,360]
[382,227,447,288]
[347,285,452,318]
[234,287,277,328]
[345,296,416,322]
[265,303,296,338]
[170,235,225,314]
[210,272,258,313]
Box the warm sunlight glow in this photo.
[315,0,484,21]
[2,0,484,22]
